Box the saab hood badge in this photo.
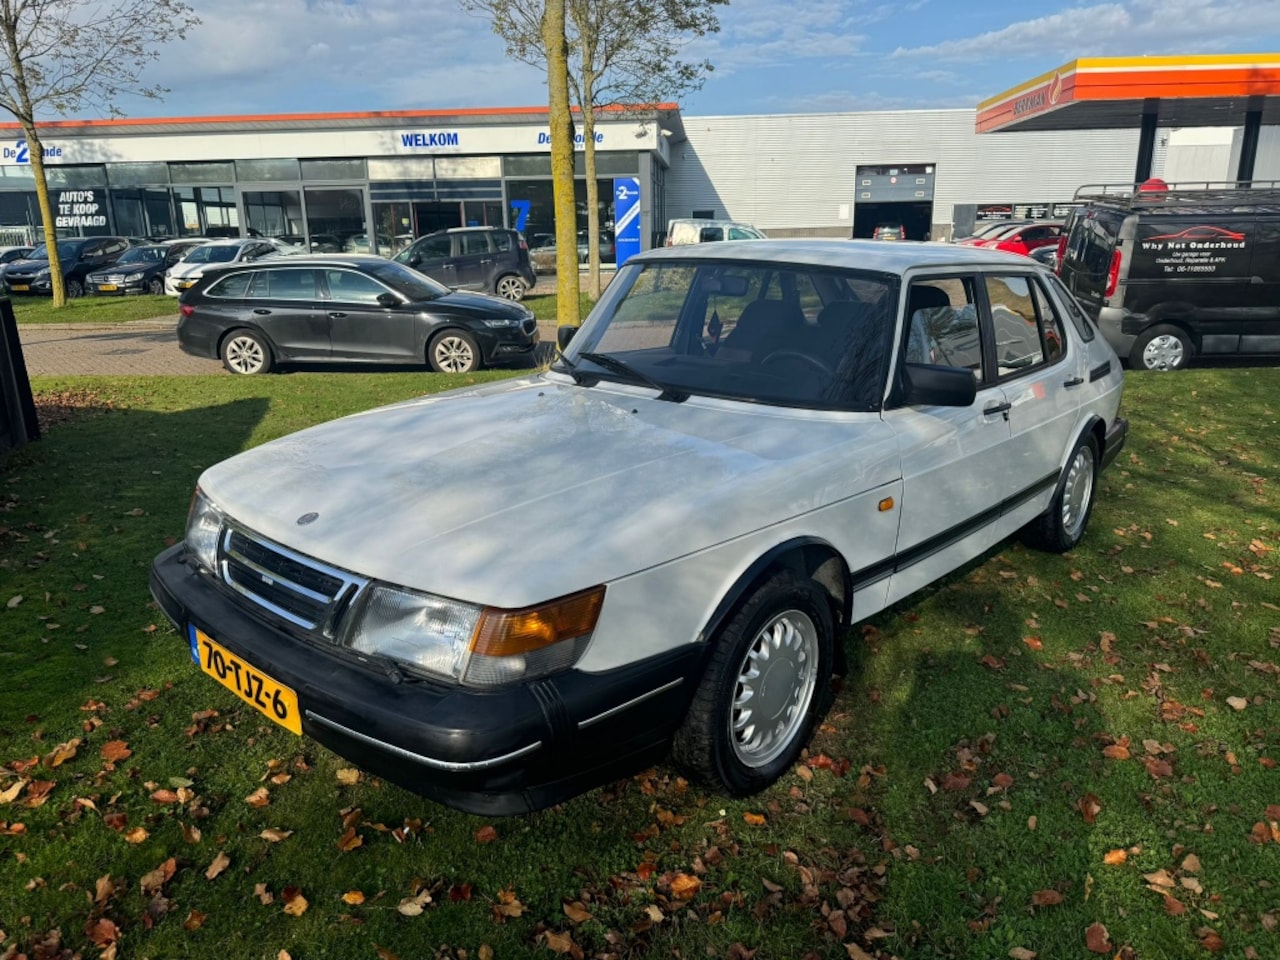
[296,512,319,526]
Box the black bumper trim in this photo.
[1101,416,1128,470]
[305,710,543,771]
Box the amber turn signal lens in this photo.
[471,586,606,658]
[878,497,895,512]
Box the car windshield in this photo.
[365,259,450,300]
[184,245,239,264]
[26,242,82,261]
[117,246,165,264]
[559,259,898,410]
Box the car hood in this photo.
[198,376,897,608]
[5,258,53,273]
[419,289,531,321]
[169,260,226,277]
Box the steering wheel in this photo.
[760,349,833,375]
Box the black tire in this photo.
[1132,324,1194,371]
[147,276,164,296]
[673,569,834,796]
[495,274,526,301]
[1021,433,1099,553]
[221,328,274,375]
[427,329,480,373]
[65,278,83,299]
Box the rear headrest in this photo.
[908,285,951,317]
[815,299,863,328]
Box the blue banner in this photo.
[613,178,642,267]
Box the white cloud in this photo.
[890,0,1280,62]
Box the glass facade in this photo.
[0,145,659,258]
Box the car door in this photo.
[980,272,1083,522]
[323,268,417,361]
[244,268,330,359]
[401,234,456,287]
[882,274,1015,607]
[1241,216,1280,354]
[452,231,492,290]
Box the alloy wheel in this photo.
[433,336,475,373]
[1061,444,1096,541]
[225,335,266,374]
[728,609,819,768]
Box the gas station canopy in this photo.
[976,54,1280,181]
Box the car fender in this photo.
[1131,302,1200,342]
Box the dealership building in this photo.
[2,55,1277,256]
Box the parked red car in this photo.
[962,222,1064,257]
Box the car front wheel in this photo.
[495,274,526,301]
[1133,324,1194,371]
[428,329,479,373]
[221,329,274,375]
[147,277,164,295]
[65,278,83,298]
[673,569,834,796]
[1021,433,1098,553]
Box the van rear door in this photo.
[1060,208,1124,316]
[1242,217,1280,354]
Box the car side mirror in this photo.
[901,362,977,407]
[408,254,422,267]
[557,326,578,351]
[376,292,400,308]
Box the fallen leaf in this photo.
[1032,889,1065,907]
[182,822,202,844]
[6,595,21,608]
[1182,854,1202,873]
[184,909,207,931]
[670,873,701,900]
[100,740,131,763]
[335,768,362,786]
[205,851,230,881]
[473,824,498,844]
[124,826,149,844]
[342,890,366,905]
[1103,744,1131,760]
[282,887,308,916]
[397,890,431,916]
[44,738,81,768]
[563,901,592,923]
[1163,894,1186,915]
[743,811,766,826]
[337,826,363,852]
[1078,794,1103,824]
[543,930,577,955]
[1226,696,1248,711]
[85,918,118,948]
[1008,949,1037,960]
[94,874,115,904]
[150,788,179,804]
[89,605,105,615]
[1085,922,1112,954]
[1200,930,1225,952]
[245,787,270,807]
[260,828,293,843]
[139,857,176,895]
[1144,869,1176,888]
[1022,636,1043,651]
[1103,849,1128,866]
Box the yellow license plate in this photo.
[98,284,118,292]
[178,281,195,289]
[189,627,302,735]
[9,284,28,291]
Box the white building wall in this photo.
[668,110,1155,235]
[1229,126,1280,181]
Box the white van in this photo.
[665,218,766,245]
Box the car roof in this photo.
[634,238,1039,273]
[205,254,389,269]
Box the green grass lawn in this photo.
[8,293,177,325]
[1,368,1277,960]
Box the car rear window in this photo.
[491,231,513,252]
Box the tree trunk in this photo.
[582,104,601,300]
[23,123,66,307]
[542,0,580,330]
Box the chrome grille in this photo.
[219,526,367,635]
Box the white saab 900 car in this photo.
[151,240,1127,815]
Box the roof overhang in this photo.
[977,54,1280,134]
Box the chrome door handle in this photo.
[328,312,347,319]
[1063,376,1084,388]
[253,308,271,315]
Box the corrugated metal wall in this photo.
[667,109,1155,235]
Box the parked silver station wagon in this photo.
[151,239,1127,814]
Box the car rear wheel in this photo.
[1021,433,1098,553]
[147,277,164,295]
[428,329,479,374]
[1133,324,1193,371]
[673,569,834,796]
[65,278,83,299]
[221,329,273,375]
[495,274,526,301]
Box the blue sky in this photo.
[103,0,1280,121]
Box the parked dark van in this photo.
[392,227,536,301]
[1059,181,1280,370]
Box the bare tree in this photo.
[465,0,723,298]
[0,0,199,306]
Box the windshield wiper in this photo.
[578,352,688,402]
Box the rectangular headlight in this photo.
[185,487,223,573]
[341,584,481,681]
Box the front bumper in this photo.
[475,317,539,365]
[87,275,150,295]
[150,544,697,814]
[5,275,52,293]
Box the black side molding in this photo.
[1089,360,1113,382]
[1101,417,1128,470]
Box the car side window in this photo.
[206,272,253,298]
[325,269,390,305]
[728,227,753,240]
[1031,280,1067,363]
[491,232,513,252]
[83,242,105,258]
[251,269,316,300]
[903,277,984,379]
[418,236,452,259]
[984,275,1051,376]
[699,227,724,242]
[460,233,490,256]
[1044,273,1097,341]
[102,239,128,257]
